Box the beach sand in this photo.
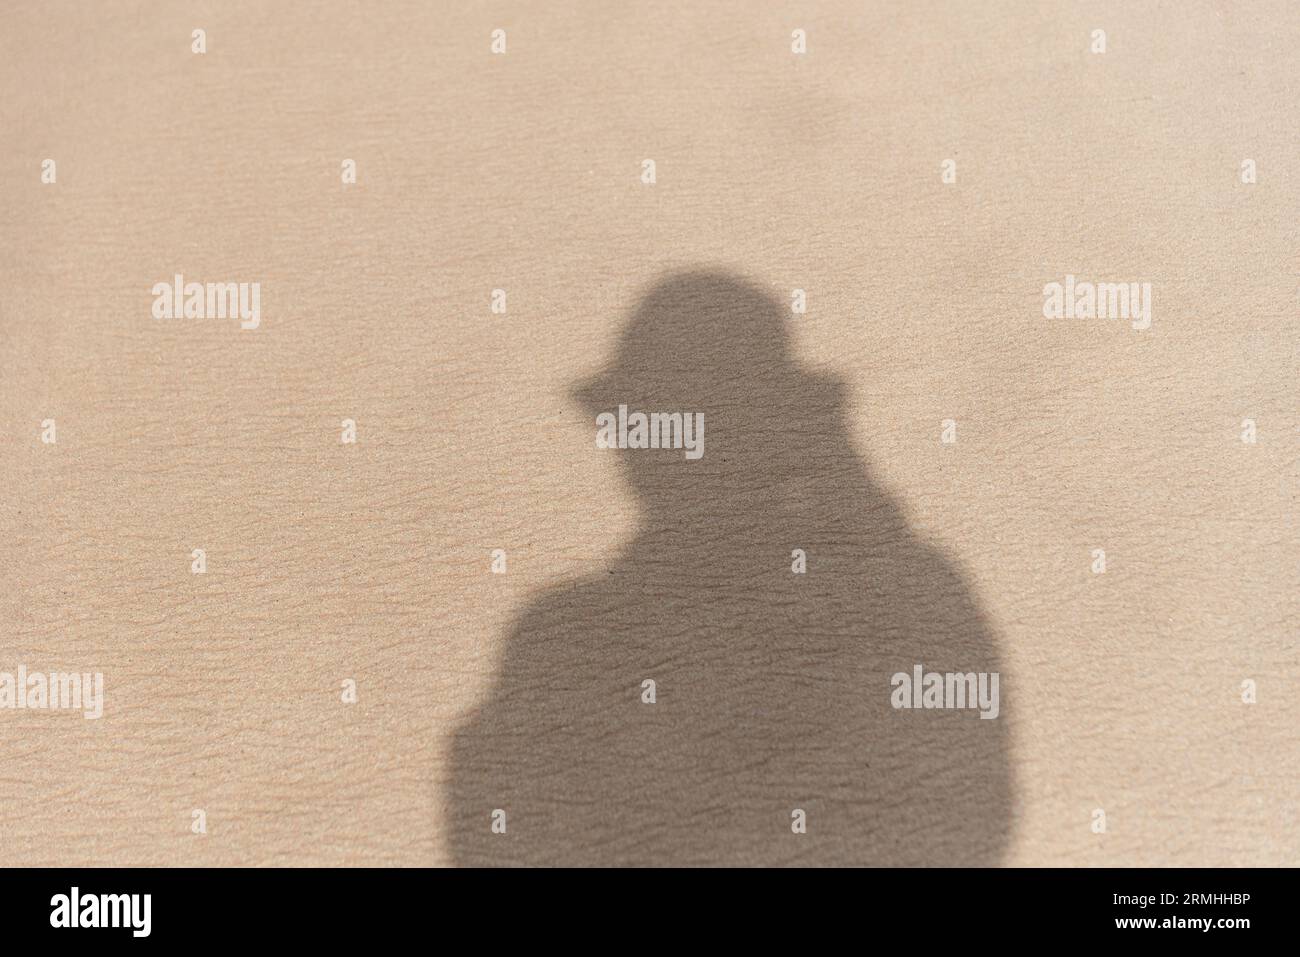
[1,0,1296,865]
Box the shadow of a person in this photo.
[449,270,1013,865]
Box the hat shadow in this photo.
[448,269,1014,865]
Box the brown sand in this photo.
[1,1,1296,866]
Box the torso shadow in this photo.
[448,271,1013,866]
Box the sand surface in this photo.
[1,1,1296,865]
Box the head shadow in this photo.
[449,269,1014,865]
